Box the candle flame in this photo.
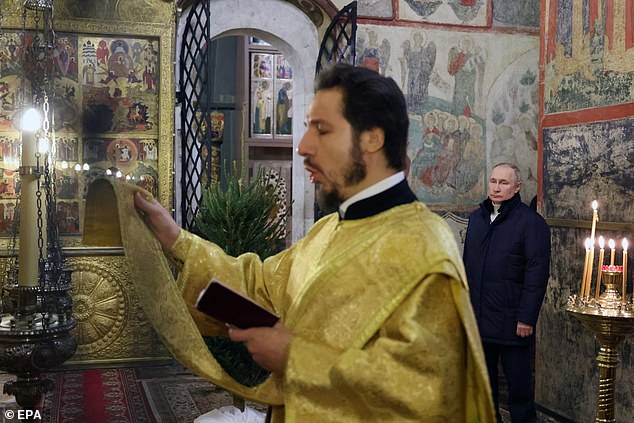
[21,108,41,132]
[609,239,615,250]
[599,236,605,249]
[585,238,592,250]
[623,238,628,251]
[591,200,598,210]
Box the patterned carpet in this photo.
[141,376,235,422]
[0,362,264,423]
[0,362,571,422]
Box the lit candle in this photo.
[595,236,605,299]
[622,238,628,306]
[18,108,45,287]
[609,239,616,266]
[590,200,599,241]
[581,238,592,298]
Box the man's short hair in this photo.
[492,162,522,184]
[315,64,409,171]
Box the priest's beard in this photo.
[316,141,366,214]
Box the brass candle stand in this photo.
[566,270,634,423]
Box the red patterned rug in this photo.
[3,364,263,422]
[41,368,154,423]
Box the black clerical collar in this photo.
[340,179,418,220]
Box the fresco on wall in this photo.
[399,0,489,26]
[543,118,634,222]
[357,31,392,75]
[492,0,539,29]
[486,50,539,203]
[544,0,634,114]
[359,0,393,17]
[403,32,488,208]
[356,25,538,210]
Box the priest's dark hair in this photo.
[315,63,409,172]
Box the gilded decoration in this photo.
[69,259,127,355]
[0,0,175,247]
[67,256,169,363]
[0,0,174,363]
[56,0,175,24]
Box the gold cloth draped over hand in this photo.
[84,179,494,422]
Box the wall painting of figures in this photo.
[543,118,634,223]
[398,0,489,27]
[486,50,539,203]
[356,25,538,211]
[0,31,160,237]
[544,0,634,114]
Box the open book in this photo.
[195,279,279,329]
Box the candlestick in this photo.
[609,239,616,266]
[595,236,605,299]
[622,238,628,306]
[582,238,592,298]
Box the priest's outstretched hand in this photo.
[228,322,293,375]
[134,192,180,249]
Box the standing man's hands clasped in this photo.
[516,321,533,337]
[134,192,181,249]
[228,322,293,375]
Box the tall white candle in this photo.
[595,236,605,299]
[581,238,591,298]
[17,108,45,287]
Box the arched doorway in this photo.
[176,0,320,242]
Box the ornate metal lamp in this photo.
[566,202,633,423]
[0,0,76,417]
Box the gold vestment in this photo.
[84,180,494,422]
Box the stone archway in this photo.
[176,0,320,241]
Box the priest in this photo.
[134,63,494,422]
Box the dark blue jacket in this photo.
[463,194,551,345]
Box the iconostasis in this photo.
[0,0,175,364]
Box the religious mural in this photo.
[356,25,537,210]
[486,50,539,203]
[250,51,293,139]
[543,118,634,223]
[358,0,393,17]
[0,31,160,236]
[544,0,634,114]
[398,0,489,27]
[492,0,540,29]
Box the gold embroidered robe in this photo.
[84,180,494,423]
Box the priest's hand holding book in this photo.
[196,279,293,375]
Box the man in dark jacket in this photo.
[463,162,551,423]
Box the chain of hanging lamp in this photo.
[0,1,76,416]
